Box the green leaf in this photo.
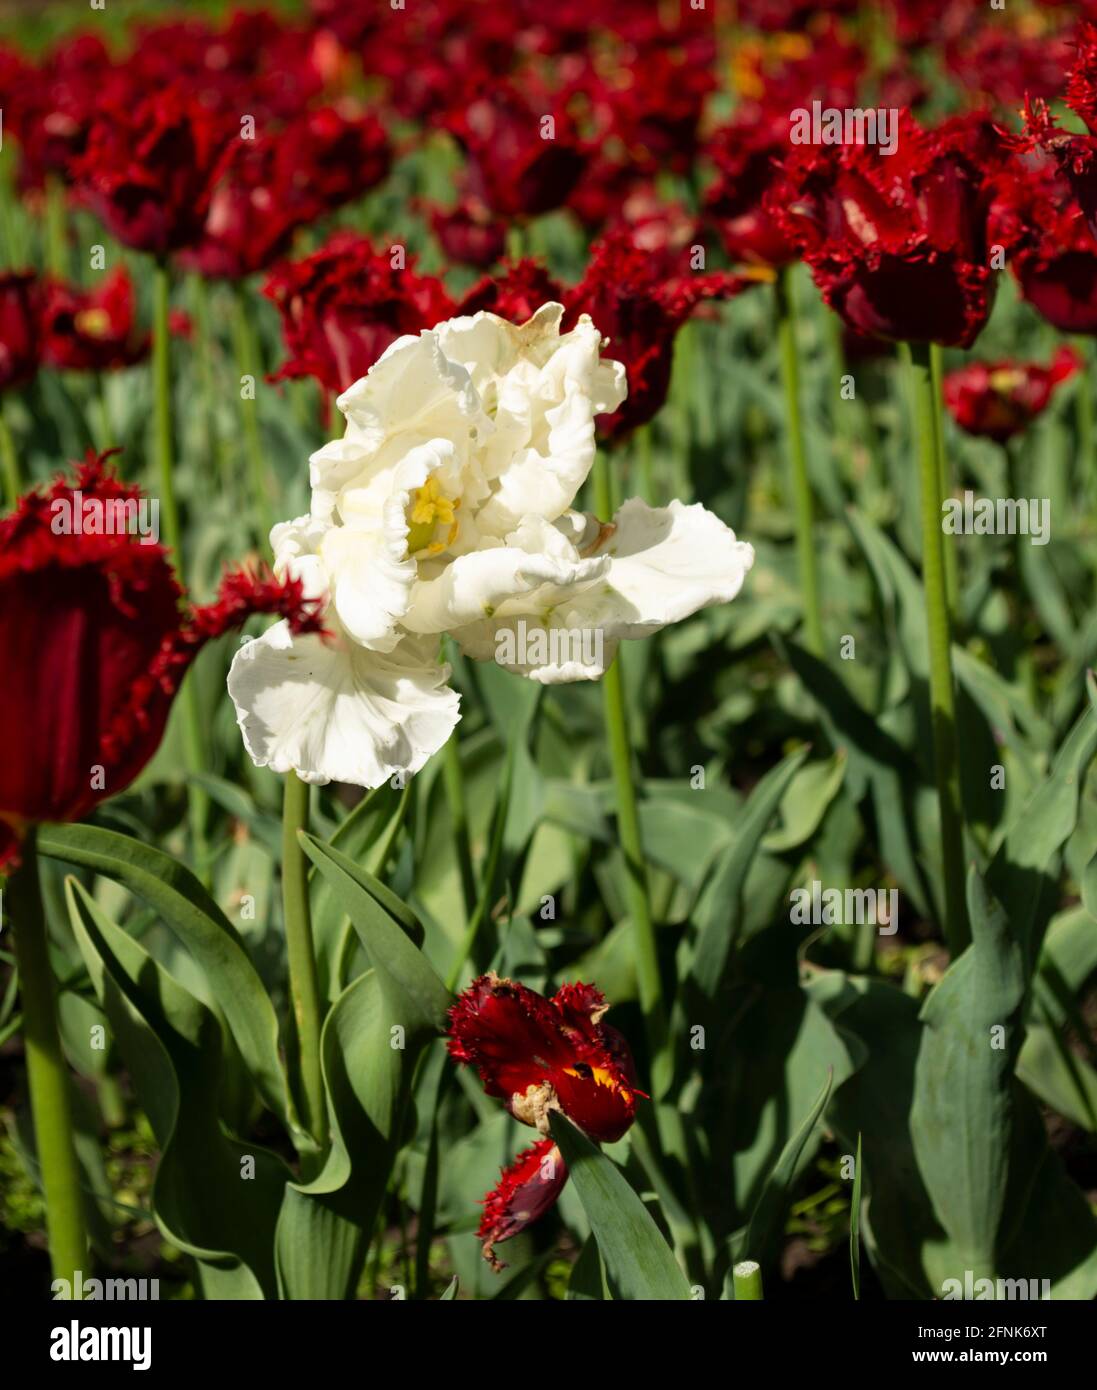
[736,1067,833,1266]
[689,744,810,997]
[298,833,449,1033]
[850,1133,863,1301]
[66,878,287,1298]
[40,823,299,1140]
[910,867,1025,1279]
[548,1113,692,1301]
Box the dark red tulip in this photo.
[456,259,564,323]
[564,229,750,443]
[992,156,1097,336]
[74,85,234,255]
[178,136,312,282]
[445,84,588,220]
[41,270,148,372]
[776,112,1008,349]
[448,974,641,1269]
[599,48,714,175]
[429,196,507,270]
[0,455,323,870]
[274,105,391,217]
[264,232,455,394]
[704,114,802,270]
[943,347,1080,443]
[12,33,118,189]
[0,272,40,392]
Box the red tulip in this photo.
[41,269,148,372]
[429,196,507,270]
[264,232,455,394]
[993,156,1097,335]
[456,258,564,323]
[273,105,391,217]
[0,455,323,870]
[12,33,117,189]
[447,974,641,1269]
[704,114,803,270]
[564,229,750,443]
[0,271,40,392]
[74,84,234,255]
[445,84,588,220]
[776,112,1008,349]
[943,347,1080,443]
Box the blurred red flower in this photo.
[11,33,117,189]
[776,112,1007,348]
[429,196,506,270]
[0,455,323,870]
[448,973,641,1269]
[704,113,802,270]
[264,232,455,393]
[0,272,40,391]
[565,229,750,443]
[943,347,1080,443]
[993,155,1097,335]
[274,105,391,216]
[445,84,588,220]
[41,269,148,372]
[75,85,233,255]
[456,258,564,322]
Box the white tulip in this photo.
[228,303,754,786]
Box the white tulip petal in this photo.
[227,623,460,789]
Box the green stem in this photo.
[732,1259,764,1300]
[442,732,477,921]
[903,342,969,956]
[1075,338,1095,506]
[929,344,960,614]
[282,772,327,1148]
[189,275,230,505]
[153,259,209,870]
[776,268,824,656]
[231,284,274,550]
[0,400,22,505]
[10,830,87,1282]
[44,176,68,279]
[592,450,669,1094]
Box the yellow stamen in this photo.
[74,307,112,339]
[406,477,459,555]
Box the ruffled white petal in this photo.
[226,623,460,788]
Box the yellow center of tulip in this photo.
[406,477,460,556]
[74,307,112,339]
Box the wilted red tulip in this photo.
[942,347,1080,443]
[74,85,233,255]
[264,232,455,393]
[429,196,506,270]
[0,455,323,870]
[448,974,641,1269]
[0,271,40,391]
[564,229,750,443]
[445,84,588,220]
[456,258,564,322]
[776,112,1006,348]
[41,269,148,372]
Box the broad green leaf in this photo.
[40,823,298,1141]
[549,1112,691,1301]
[910,868,1025,1280]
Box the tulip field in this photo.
[3,0,1097,1322]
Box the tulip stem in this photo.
[231,283,274,551]
[44,176,68,279]
[153,258,209,873]
[929,344,960,613]
[443,732,477,921]
[189,275,230,505]
[592,450,670,1094]
[283,772,327,1148]
[733,1259,764,1300]
[903,341,969,956]
[10,830,87,1283]
[776,268,824,657]
[1074,338,1095,503]
[0,400,22,505]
